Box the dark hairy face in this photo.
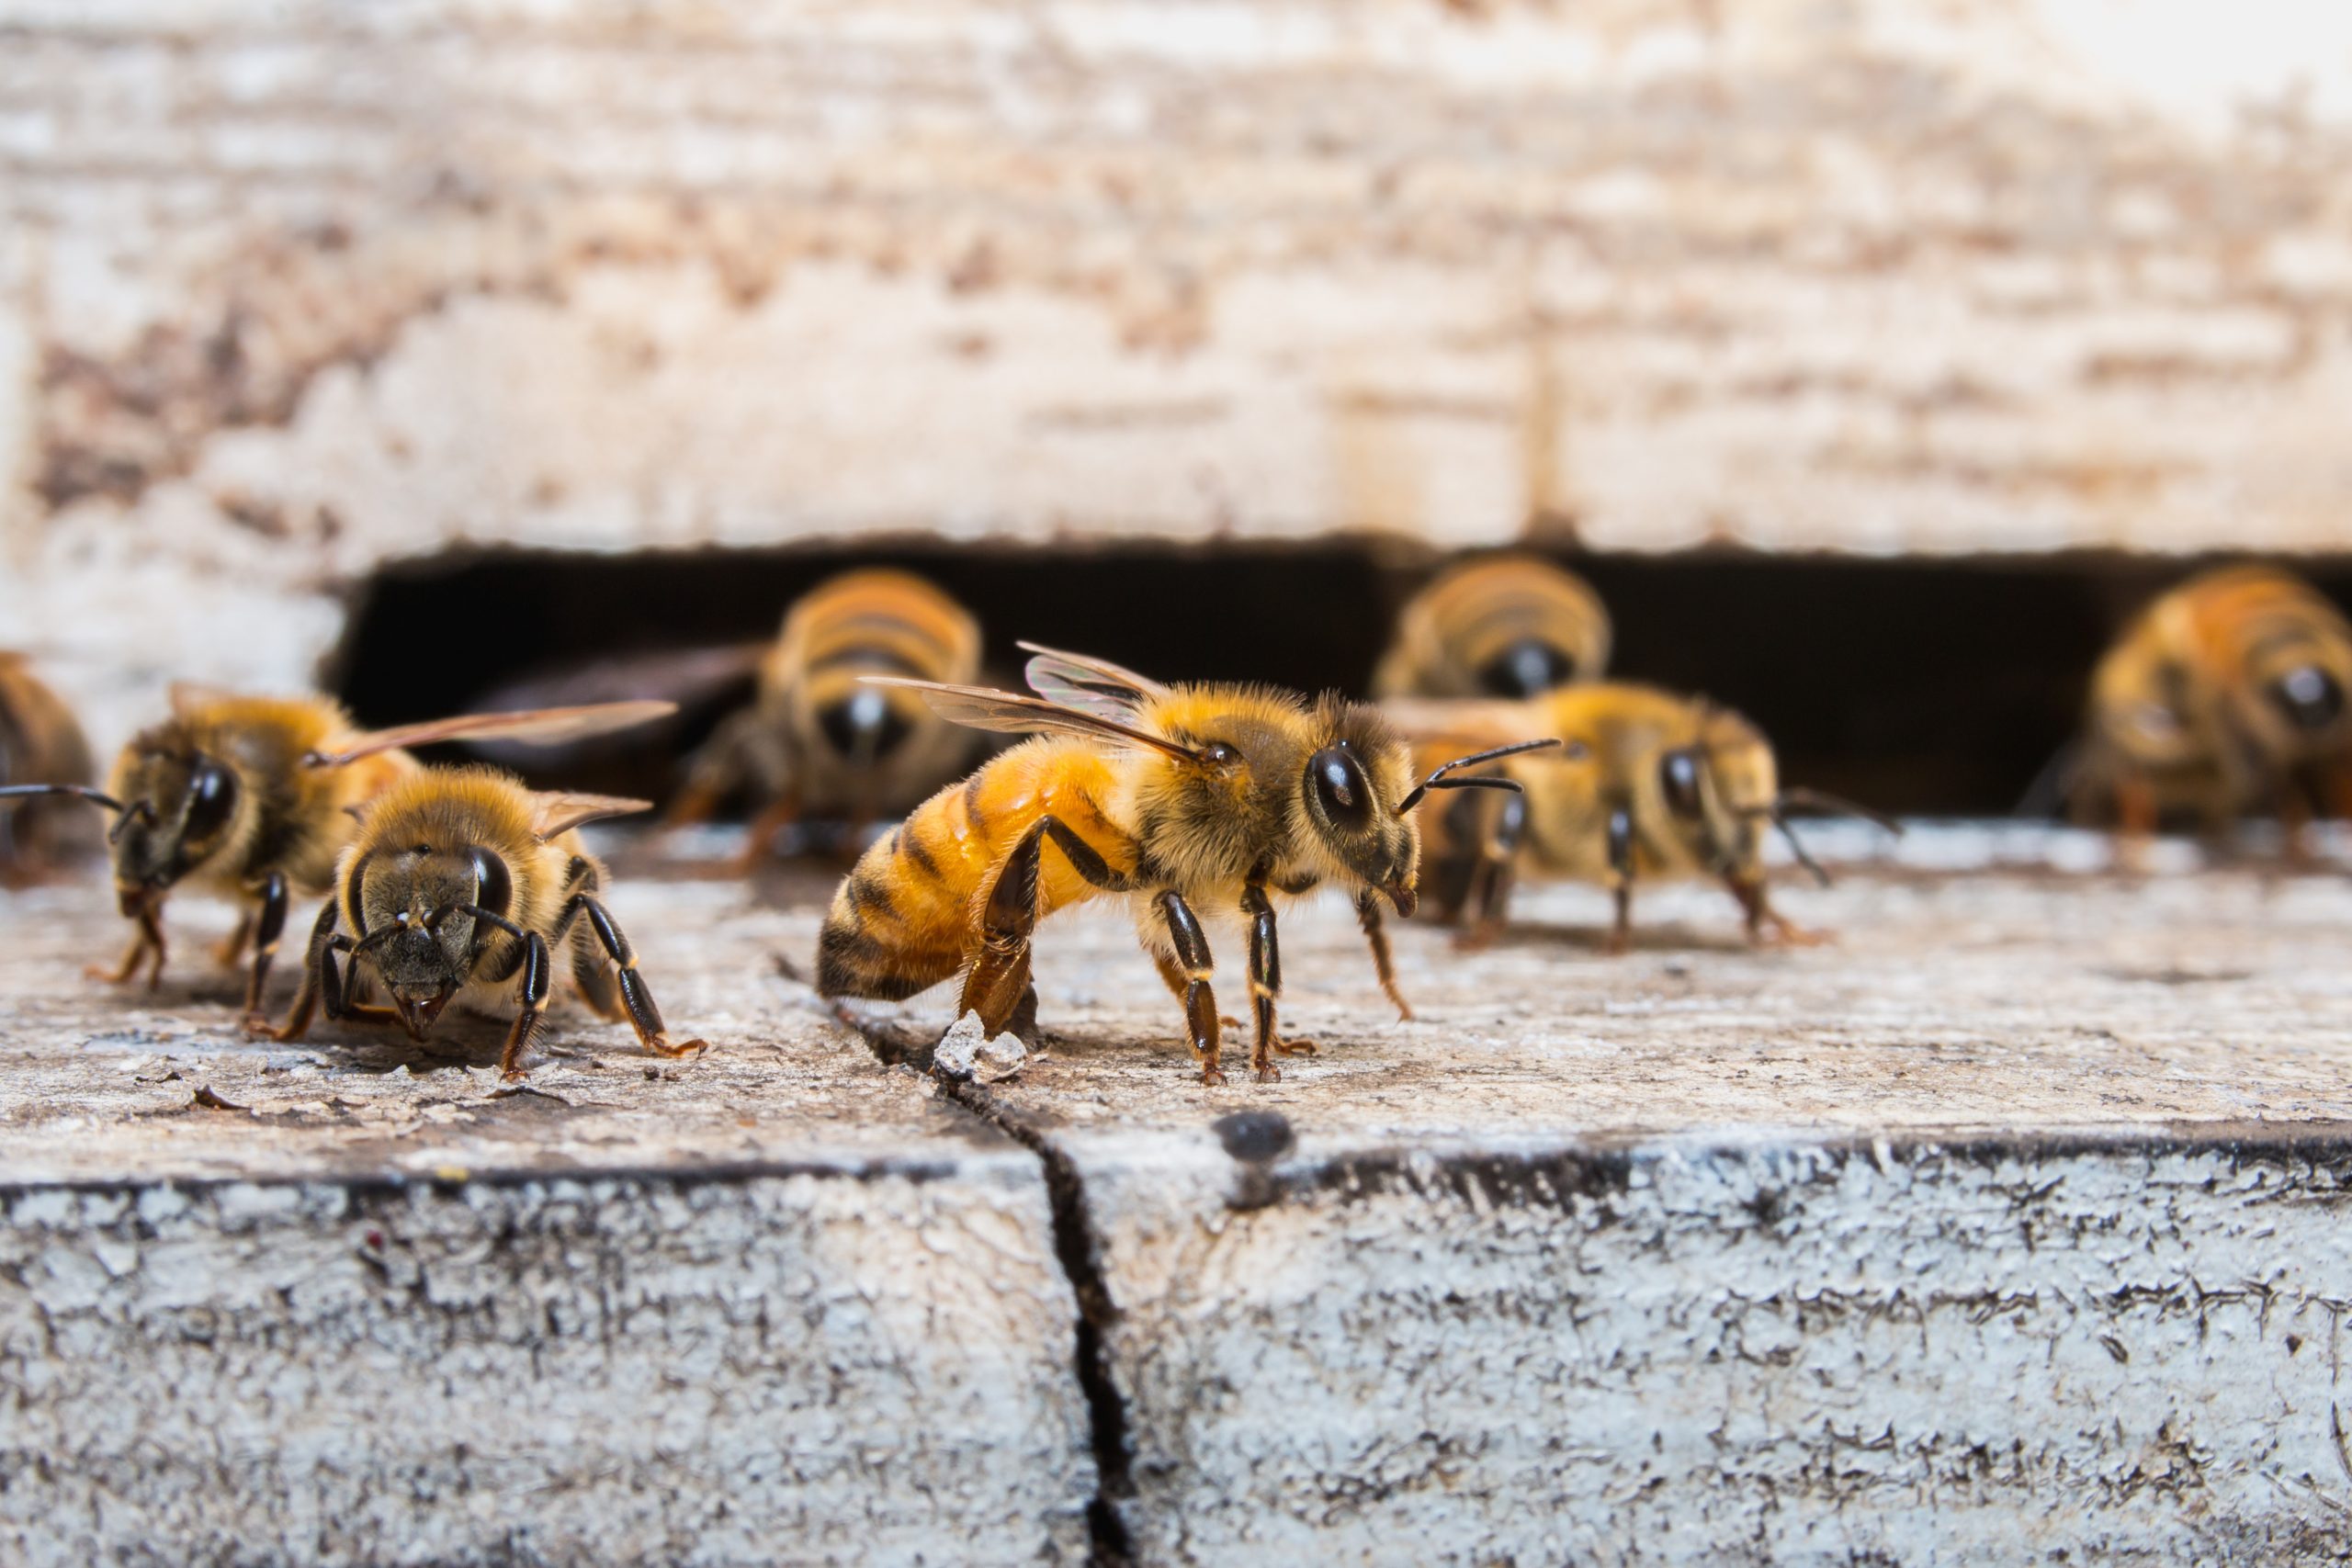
[348,841,515,1038]
[108,749,243,909]
[1295,702,1419,911]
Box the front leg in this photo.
[1605,804,1636,955]
[1727,874,1829,948]
[1456,789,1528,953]
[552,896,710,1063]
[498,931,551,1080]
[240,873,289,1020]
[1157,890,1224,1086]
[1242,881,1314,1083]
[258,901,354,1043]
[90,898,168,988]
[1356,890,1412,1021]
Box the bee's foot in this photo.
[1253,1065,1283,1084]
[646,1036,711,1061]
[1200,1066,1229,1087]
[1272,1036,1318,1057]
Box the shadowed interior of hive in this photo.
[324,543,2352,818]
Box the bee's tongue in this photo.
[1383,879,1419,919]
[393,987,455,1040]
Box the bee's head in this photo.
[105,744,243,910]
[348,840,514,1039]
[1294,699,1423,913]
[1649,706,1776,876]
[2245,633,2352,755]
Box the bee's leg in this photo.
[1242,881,1314,1082]
[557,858,625,1021]
[89,898,168,987]
[496,931,552,1081]
[1155,888,1224,1087]
[258,901,351,1042]
[239,873,289,1018]
[1457,790,1528,953]
[551,894,710,1061]
[211,909,254,971]
[1727,874,1828,948]
[1605,804,1636,955]
[665,710,755,829]
[729,793,801,875]
[1356,891,1413,1021]
[960,814,1137,1043]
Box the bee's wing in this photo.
[865,677,1199,762]
[528,791,656,840]
[1379,697,1549,748]
[1015,642,1169,720]
[308,701,679,770]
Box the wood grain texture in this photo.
[6,1,2352,750]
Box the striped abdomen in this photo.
[816,739,1133,1000]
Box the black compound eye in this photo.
[2269,665,2344,732]
[1659,750,1704,818]
[817,688,913,761]
[182,760,239,841]
[1308,746,1372,829]
[1477,637,1577,698]
[463,844,513,919]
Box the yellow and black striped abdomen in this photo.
[816,738,1133,1001]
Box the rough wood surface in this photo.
[7,826,2352,1560]
[11,1,2352,747]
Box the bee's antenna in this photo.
[1768,807,1834,888]
[0,783,149,842]
[1774,787,1904,837]
[1398,738,1560,815]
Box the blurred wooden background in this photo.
[5,0,2352,741]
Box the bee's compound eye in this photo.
[1308,746,1372,829]
[2269,665,2345,732]
[1477,637,1577,698]
[183,759,239,840]
[1658,749,1703,818]
[463,844,513,919]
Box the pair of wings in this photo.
[867,644,1203,762]
[166,686,673,841]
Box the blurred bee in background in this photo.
[816,645,1550,1085]
[1373,553,1611,700]
[2064,565,2352,846]
[259,767,707,1079]
[1397,683,1892,953]
[0,653,98,886]
[0,690,671,1019]
[667,569,987,867]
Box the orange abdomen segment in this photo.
[816,739,1131,1000]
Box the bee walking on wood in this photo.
[668,569,986,865]
[1399,683,1891,953]
[816,645,1549,1085]
[2066,565,2352,845]
[0,689,672,1019]
[257,767,707,1079]
[1373,553,1611,700]
[0,653,98,886]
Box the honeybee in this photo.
[0,689,673,1017]
[1399,683,1888,952]
[0,653,98,885]
[257,766,707,1079]
[2071,565,2352,840]
[667,569,986,863]
[1373,553,1611,700]
[816,645,1549,1085]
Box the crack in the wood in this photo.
[829,1002,1136,1566]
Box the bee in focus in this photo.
[1373,553,1611,700]
[258,767,707,1079]
[667,569,986,864]
[0,653,98,886]
[816,645,1548,1085]
[2068,565,2352,844]
[1398,683,1889,953]
[0,689,672,1019]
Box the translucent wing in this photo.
[864,677,1199,762]
[1379,697,1550,749]
[1014,641,1169,720]
[307,701,678,770]
[528,791,656,840]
